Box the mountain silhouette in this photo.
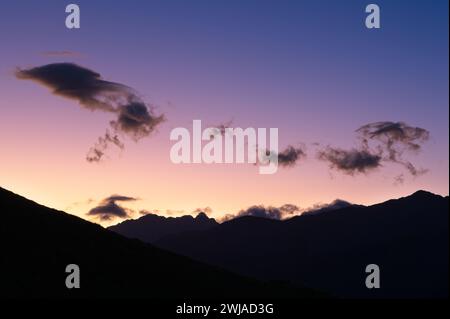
[109,212,218,243]
[0,186,319,298]
[113,190,448,298]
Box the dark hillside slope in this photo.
[0,187,318,298]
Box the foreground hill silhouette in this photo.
[112,191,449,298]
[0,187,319,298]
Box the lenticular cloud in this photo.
[16,63,165,162]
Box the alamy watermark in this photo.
[170,120,279,174]
[365,264,381,289]
[64,4,381,30]
[65,264,80,289]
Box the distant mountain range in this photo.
[109,191,449,298]
[0,187,318,298]
[109,212,218,243]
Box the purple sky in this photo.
[0,0,448,224]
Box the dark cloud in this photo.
[15,63,165,162]
[357,121,430,153]
[217,200,356,222]
[260,145,307,168]
[221,204,301,222]
[112,101,165,140]
[356,121,430,176]
[104,195,138,202]
[87,195,137,221]
[16,63,122,112]
[318,147,382,175]
[238,206,283,219]
[318,121,429,177]
[276,145,307,167]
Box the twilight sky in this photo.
[0,0,448,225]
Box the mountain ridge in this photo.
[109,211,219,243]
[149,190,449,298]
[0,186,318,298]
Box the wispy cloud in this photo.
[318,121,429,178]
[220,203,301,222]
[276,145,307,167]
[357,121,430,176]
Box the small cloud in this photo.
[318,147,382,175]
[356,121,430,176]
[276,145,307,167]
[317,121,429,178]
[222,204,301,222]
[87,195,137,221]
[357,121,429,152]
[260,145,307,168]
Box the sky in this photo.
[0,0,448,225]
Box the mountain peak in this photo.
[409,190,441,199]
[109,210,218,243]
[195,212,210,221]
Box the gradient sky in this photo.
[0,0,448,225]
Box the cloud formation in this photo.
[221,204,301,222]
[86,130,125,162]
[219,199,354,222]
[260,145,307,168]
[87,195,137,221]
[318,147,382,175]
[357,121,430,153]
[276,145,307,167]
[15,63,165,162]
[318,121,429,177]
[357,121,430,176]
